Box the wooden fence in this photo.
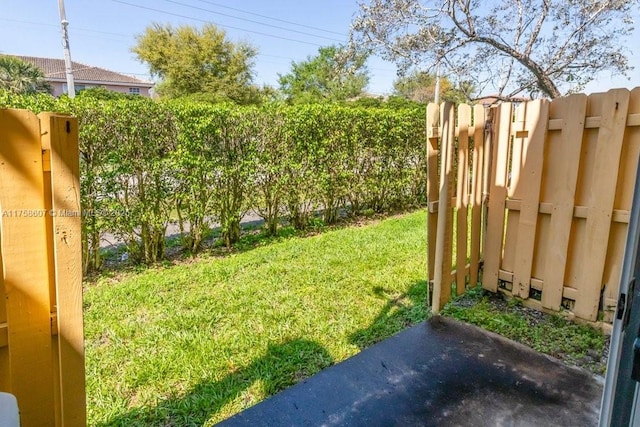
[0,109,85,425]
[428,87,640,324]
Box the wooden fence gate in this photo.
[428,87,640,325]
[0,109,85,426]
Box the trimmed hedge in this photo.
[0,93,426,270]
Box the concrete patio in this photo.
[219,316,603,426]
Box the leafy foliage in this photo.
[0,94,426,269]
[393,70,473,104]
[133,23,259,103]
[0,56,51,95]
[279,45,369,103]
[350,0,638,98]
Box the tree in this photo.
[279,45,369,103]
[0,56,51,95]
[350,0,637,99]
[133,23,258,103]
[393,71,473,103]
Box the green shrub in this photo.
[1,91,426,267]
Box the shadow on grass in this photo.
[99,338,334,426]
[98,281,428,425]
[349,280,429,350]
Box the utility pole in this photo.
[434,61,441,105]
[58,0,75,98]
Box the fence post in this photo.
[432,102,455,312]
[39,112,86,426]
[426,103,440,304]
[456,105,471,294]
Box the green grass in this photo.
[441,286,608,375]
[84,210,429,426]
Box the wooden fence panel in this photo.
[0,109,85,426]
[429,102,486,311]
[0,109,56,425]
[428,87,640,324]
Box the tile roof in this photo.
[8,55,153,87]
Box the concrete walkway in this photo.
[219,316,603,427]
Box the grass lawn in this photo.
[441,286,608,375]
[84,210,429,426]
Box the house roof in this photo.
[9,55,154,87]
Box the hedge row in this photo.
[0,93,426,270]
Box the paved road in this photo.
[100,210,265,249]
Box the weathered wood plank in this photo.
[483,103,513,292]
[426,103,440,288]
[602,87,640,318]
[502,104,525,275]
[0,109,55,425]
[432,102,456,312]
[456,104,471,294]
[512,100,550,299]
[40,113,87,426]
[470,104,485,287]
[574,89,630,320]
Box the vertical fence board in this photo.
[427,103,440,291]
[502,104,526,277]
[432,102,456,311]
[483,103,512,291]
[470,105,485,286]
[512,100,549,298]
[456,104,471,294]
[574,89,630,320]
[0,109,55,425]
[40,113,87,426]
[541,94,587,310]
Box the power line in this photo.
[0,18,332,66]
[0,18,128,38]
[193,0,348,37]
[110,0,324,47]
[160,0,345,43]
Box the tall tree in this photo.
[0,56,51,95]
[133,23,258,103]
[279,45,369,103]
[393,71,473,103]
[350,0,637,98]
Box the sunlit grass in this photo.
[84,210,429,426]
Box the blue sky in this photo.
[0,0,638,96]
